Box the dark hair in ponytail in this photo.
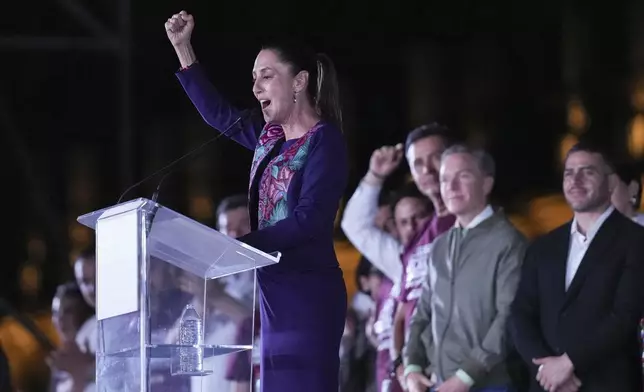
[314,53,342,129]
[262,40,343,130]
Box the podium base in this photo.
[170,370,214,377]
[104,344,252,358]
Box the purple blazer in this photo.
[176,64,348,368]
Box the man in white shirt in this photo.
[341,125,457,385]
[511,141,644,392]
[49,247,96,392]
[74,249,97,355]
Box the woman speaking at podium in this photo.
[165,11,348,392]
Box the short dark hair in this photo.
[377,189,394,209]
[54,281,84,301]
[390,182,432,213]
[565,140,615,172]
[404,122,453,154]
[614,161,642,207]
[614,162,639,185]
[216,194,248,218]
[53,281,94,318]
[354,256,383,294]
[355,256,373,281]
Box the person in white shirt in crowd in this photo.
[351,198,399,322]
[341,124,457,387]
[45,247,98,392]
[346,178,434,391]
[342,196,395,392]
[344,197,397,391]
[611,162,644,225]
[48,282,94,392]
[341,124,455,288]
[404,144,526,392]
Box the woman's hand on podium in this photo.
[165,11,194,48]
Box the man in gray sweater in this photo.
[404,145,527,392]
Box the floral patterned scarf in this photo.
[249,122,323,229]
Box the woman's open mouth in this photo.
[260,100,272,110]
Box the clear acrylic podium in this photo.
[77,198,280,392]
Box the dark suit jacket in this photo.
[510,210,644,392]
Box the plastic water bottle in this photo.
[178,304,203,374]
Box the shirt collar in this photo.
[570,205,614,241]
[632,213,644,226]
[454,205,494,230]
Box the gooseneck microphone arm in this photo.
[116,108,257,205]
[139,109,258,235]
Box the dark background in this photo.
[2,0,644,311]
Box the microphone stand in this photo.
[141,109,257,236]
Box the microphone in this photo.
[149,108,257,205]
[143,109,258,236]
[116,108,259,205]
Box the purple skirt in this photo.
[258,266,347,392]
